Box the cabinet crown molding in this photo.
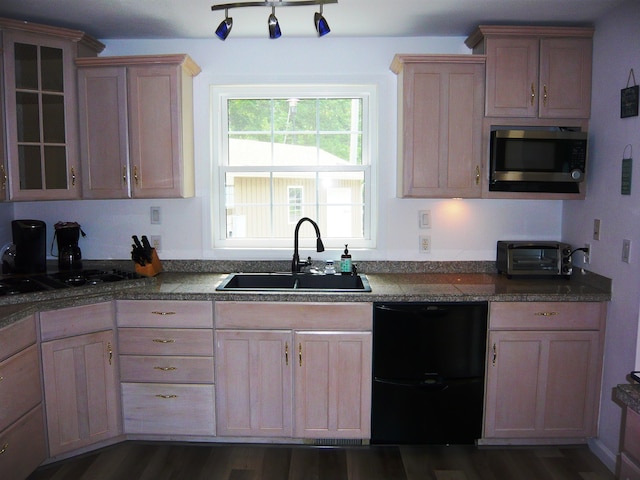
[75,54,202,76]
[390,54,486,74]
[465,24,594,49]
[0,16,105,53]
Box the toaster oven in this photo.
[496,241,573,278]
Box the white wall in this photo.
[12,36,563,261]
[563,0,640,471]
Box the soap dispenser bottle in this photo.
[341,244,352,275]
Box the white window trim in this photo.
[210,84,378,250]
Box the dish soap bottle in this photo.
[341,244,352,275]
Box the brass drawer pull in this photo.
[534,311,558,317]
[155,394,177,399]
[152,339,176,344]
[151,311,176,316]
[0,442,8,455]
[154,366,177,371]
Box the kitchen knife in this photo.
[141,236,153,263]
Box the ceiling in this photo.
[0,0,625,40]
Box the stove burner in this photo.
[0,269,141,295]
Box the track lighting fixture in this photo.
[314,3,330,37]
[211,0,337,40]
[215,9,233,40]
[268,6,281,39]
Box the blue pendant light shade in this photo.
[268,6,281,39]
[215,9,233,40]
[314,3,330,37]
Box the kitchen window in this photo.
[212,85,376,249]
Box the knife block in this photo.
[135,248,162,277]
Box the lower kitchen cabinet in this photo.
[294,331,372,439]
[215,301,372,441]
[0,315,46,479]
[116,300,215,437]
[619,407,640,480]
[482,301,605,443]
[40,303,120,457]
[216,330,292,437]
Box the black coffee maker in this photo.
[11,219,47,274]
[53,222,85,270]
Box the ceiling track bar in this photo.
[212,0,337,11]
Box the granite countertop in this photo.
[0,261,612,330]
[616,384,640,414]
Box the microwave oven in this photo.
[496,241,573,278]
[489,129,588,193]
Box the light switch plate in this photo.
[150,206,161,225]
[419,210,431,229]
[622,239,631,263]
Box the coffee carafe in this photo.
[53,222,85,270]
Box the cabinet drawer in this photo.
[489,302,604,330]
[215,302,372,330]
[118,328,214,356]
[40,302,115,341]
[120,355,214,383]
[122,383,215,435]
[0,405,47,480]
[0,315,36,362]
[0,345,42,431]
[117,300,213,328]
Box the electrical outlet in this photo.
[593,219,600,241]
[622,239,631,263]
[151,235,161,252]
[583,243,591,264]
[150,206,161,225]
[419,235,431,253]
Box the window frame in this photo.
[211,84,377,250]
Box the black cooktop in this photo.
[0,269,141,296]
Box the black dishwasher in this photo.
[371,302,488,445]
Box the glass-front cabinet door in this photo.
[3,31,80,200]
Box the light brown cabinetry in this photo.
[482,301,605,444]
[0,315,46,480]
[0,17,103,201]
[391,55,485,198]
[40,302,120,457]
[619,407,640,480]
[216,329,292,437]
[117,300,215,436]
[465,26,593,119]
[76,55,201,199]
[215,302,372,440]
[294,330,372,439]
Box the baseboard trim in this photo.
[588,437,617,474]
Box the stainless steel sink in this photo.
[216,272,371,292]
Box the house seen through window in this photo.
[212,85,375,249]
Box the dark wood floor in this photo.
[27,441,616,480]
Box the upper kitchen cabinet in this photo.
[391,55,485,198]
[0,17,104,201]
[465,26,593,119]
[76,55,201,199]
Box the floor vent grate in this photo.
[306,439,366,446]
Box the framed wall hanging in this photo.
[621,69,639,118]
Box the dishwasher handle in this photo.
[375,304,451,316]
[374,375,449,391]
